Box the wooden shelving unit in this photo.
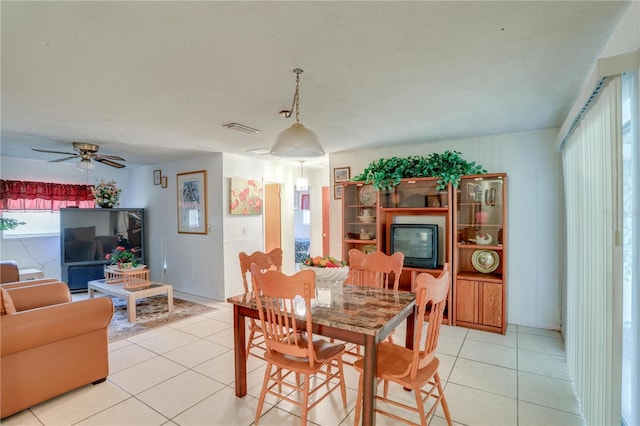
[341,173,508,334]
[453,173,508,334]
[342,177,453,324]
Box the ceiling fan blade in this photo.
[32,148,77,156]
[48,155,79,163]
[95,158,126,168]
[94,153,126,161]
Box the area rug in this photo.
[107,295,216,342]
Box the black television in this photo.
[390,223,438,269]
[60,208,144,291]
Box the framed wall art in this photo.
[230,177,263,215]
[153,169,162,185]
[177,170,207,234]
[334,184,343,200]
[161,176,168,188]
[334,167,351,183]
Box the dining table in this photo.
[227,284,416,426]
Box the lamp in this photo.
[296,160,308,190]
[271,68,325,158]
[76,158,94,171]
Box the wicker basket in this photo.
[104,266,151,289]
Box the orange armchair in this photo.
[0,280,114,419]
[0,261,20,284]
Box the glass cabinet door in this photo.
[456,176,504,246]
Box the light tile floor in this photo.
[3,292,586,426]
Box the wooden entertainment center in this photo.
[341,173,507,334]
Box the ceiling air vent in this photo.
[223,123,260,134]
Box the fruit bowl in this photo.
[300,264,350,284]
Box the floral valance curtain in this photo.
[0,180,95,211]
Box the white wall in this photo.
[329,128,563,329]
[123,153,226,300]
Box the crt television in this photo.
[60,208,144,266]
[390,223,438,269]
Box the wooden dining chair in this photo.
[345,249,404,290]
[250,264,348,425]
[353,265,452,426]
[238,248,283,361]
[341,249,405,363]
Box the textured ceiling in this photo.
[0,1,629,168]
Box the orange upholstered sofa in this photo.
[0,278,114,418]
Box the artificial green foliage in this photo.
[352,151,486,191]
[0,218,26,231]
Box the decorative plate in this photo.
[471,250,499,273]
[359,185,377,206]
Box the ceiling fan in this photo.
[32,142,126,169]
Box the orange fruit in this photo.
[313,256,322,265]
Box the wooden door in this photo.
[480,281,503,327]
[264,183,281,253]
[455,279,478,323]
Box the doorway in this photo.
[294,188,311,269]
[264,183,281,253]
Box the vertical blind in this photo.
[562,76,623,426]
[621,71,639,426]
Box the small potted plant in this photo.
[106,246,138,269]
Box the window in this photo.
[1,180,95,238]
[1,211,60,238]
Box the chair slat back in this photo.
[411,264,450,378]
[239,248,283,292]
[250,264,317,366]
[345,249,404,290]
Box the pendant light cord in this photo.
[294,70,301,123]
[282,68,303,123]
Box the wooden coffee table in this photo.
[88,279,173,323]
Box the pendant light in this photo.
[271,69,325,158]
[295,160,308,190]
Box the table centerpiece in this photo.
[300,255,349,283]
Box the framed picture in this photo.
[334,184,343,200]
[177,170,207,234]
[467,183,481,202]
[161,176,168,188]
[334,167,351,183]
[230,177,264,215]
[153,170,162,185]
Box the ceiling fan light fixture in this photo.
[76,158,94,171]
[271,68,325,158]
